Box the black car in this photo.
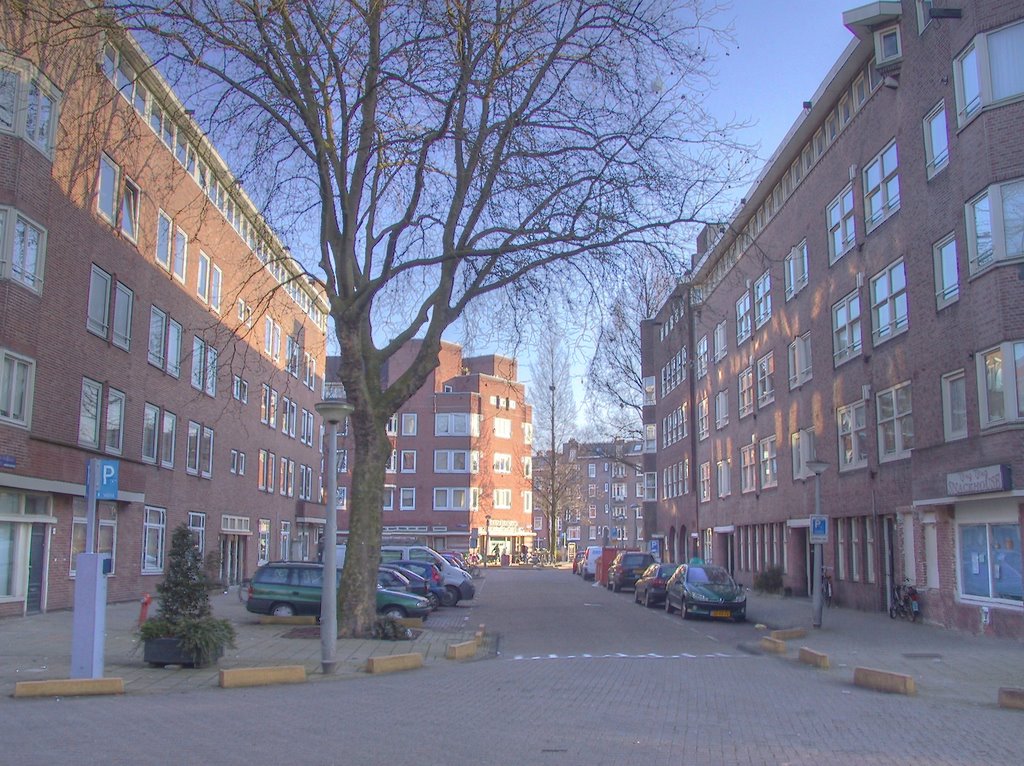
[383,559,453,606]
[380,564,438,609]
[633,562,681,608]
[664,563,746,621]
[606,551,656,592]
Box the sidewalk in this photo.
[0,583,490,697]
[740,590,1024,708]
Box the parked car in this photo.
[633,563,681,608]
[572,551,585,575]
[245,562,432,620]
[380,564,437,608]
[383,559,452,607]
[664,563,746,621]
[606,551,657,592]
[581,545,603,581]
[379,545,476,604]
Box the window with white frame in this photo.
[155,210,172,271]
[738,367,754,417]
[695,335,708,378]
[435,412,478,436]
[104,388,125,454]
[97,154,118,224]
[434,449,476,473]
[942,369,968,442]
[435,487,471,511]
[933,234,959,308]
[141,403,159,464]
[826,185,856,263]
[190,337,217,397]
[697,393,709,439]
[493,453,512,474]
[870,259,908,344]
[401,413,417,436]
[400,450,416,473]
[953,20,1024,127]
[977,341,1024,427]
[791,428,815,480]
[160,410,176,469]
[736,292,752,343]
[78,378,102,448]
[740,443,757,494]
[873,25,902,66]
[837,401,868,471]
[713,321,727,361]
[716,459,731,498]
[788,333,812,388]
[494,417,512,438]
[86,265,111,338]
[785,241,808,300]
[958,521,1022,603]
[877,382,914,461]
[915,0,933,33]
[923,101,949,178]
[142,506,166,574]
[714,389,729,429]
[832,291,862,365]
[0,348,34,428]
[759,436,777,488]
[493,489,512,509]
[0,208,47,293]
[385,448,397,473]
[70,513,116,576]
[863,141,900,231]
[966,179,1024,273]
[197,251,210,303]
[232,375,249,405]
[0,58,60,156]
[754,271,772,328]
[186,421,202,475]
[172,225,187,283]
[756,351,775,407]
[644,472,657,501]
[698,461,711,502]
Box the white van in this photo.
[338,544,475,604]
[582,545,603,581]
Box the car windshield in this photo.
[686,566,734,585]
[622,554,647,566]
[658,564,679,577]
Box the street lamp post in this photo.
[314,398,354,675]
[806,459,829,629]
[484,514,491,569]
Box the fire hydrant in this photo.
[138,593,152,627]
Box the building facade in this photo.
[642,0,1024,637]
[1,9,330,616]
[328,341,535,559]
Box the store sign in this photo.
[946,464,1011,497]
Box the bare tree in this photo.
[88,0,746,636]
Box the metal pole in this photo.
[549,384,556,560]
[812,471,823,628]
[321,418,339,674]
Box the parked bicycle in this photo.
[821,567,834,608]
[889,579,919,621]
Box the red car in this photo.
[572,550,586,574]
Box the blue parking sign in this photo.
[94,459,120,500]
[810,514,828,544]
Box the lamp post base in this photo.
[321,660,338,675]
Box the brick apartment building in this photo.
[0,10,330,616]
[641,1,1024,637]
[536,439,646,558]
[327,341,535,560]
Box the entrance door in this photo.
[220,535,246,585]
[883,516,896,612]
[26,524,46,614]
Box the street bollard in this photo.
[138,593,152,627]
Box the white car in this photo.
[581,546,603,581]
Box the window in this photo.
[1,209,47,293]
[155,211,172,270]
[759,436,777,488]
[791,428,815,481]
[698,462,711,502]
[160,411,176,469]
[142,506,166,574]
[493,453,512,474]
[832,291,862,365]
[24,77,58,154]
[695,335,708,378]
[958,522,1022,603]
[232,375,248,404]
[713,321,727,361]
[738,367,754,417]
[966,180,1024,273]
[942,370,968,442]
[190,337,217,397]
[740,443,757,493]
[97,154,118,223]
[873,25,902,66]
[863,141,900,230]
[435,412,478,436]
[197,252,210,303]
[785,241,808,299]
[837,401,868,471]
[102,388,125,454]
[870,259,908,344]
[285,335,300,377]
[0,348,34,427]
[172,226,187,283]
[434,449,476,473]
[70,514,116,576]
[714,389,729,429]
[788,333,812,389]
[933,234,959,308]
[736,292,752,343]
[149,308,180,376]
[827,185,856,263]
[435,488,471,511]
[756,352,775,407]
[494,417,512,439]
[87,265,111,338]
[923,102,949,178]
[186,421,201,475]
[754,271,771,328]
[78,378,102,448]
[916,1,933,33]
[697,394,709,440]
[877,382,914,461]
[189,513,206,556]
[716,459,731,498]
[977,341,1024,427]
[1,60,59,155]
[400,450,416,473]
[401,413,417,436]
[400,488,416,511]
[954,21,1024,127]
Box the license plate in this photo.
[711,610,731,618]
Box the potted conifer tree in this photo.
[140,524,236,668]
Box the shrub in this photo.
[753,566,784,594]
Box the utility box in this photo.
[596,548,618,586]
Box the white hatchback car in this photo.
[581,545,603,581]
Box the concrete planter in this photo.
[143,637,222,668]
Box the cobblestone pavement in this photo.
[2,566,1022,766]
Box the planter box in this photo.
[143,637,223,669]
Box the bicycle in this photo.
[820,568,833,608]
[889,579,919,621]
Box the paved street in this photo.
[2,566,1022,765]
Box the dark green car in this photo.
[664,563,746,621]
[245,562,431,620]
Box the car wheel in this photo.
[664,597,674,615]
[426,592,440,610]
[382,606,406,619]
[735,610,746,623]
[440,586,459,607]
[270,602,295,617]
